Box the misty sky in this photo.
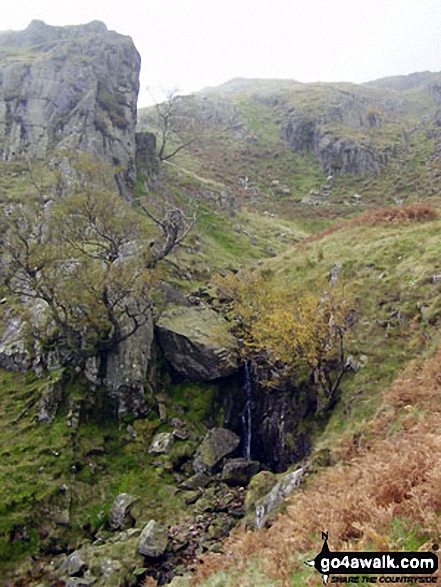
[2,0,441,107]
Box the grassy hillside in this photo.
[173,205,441,586]
[2,73,441,584]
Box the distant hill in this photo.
[139,71,441,204]
[199,77,302,96]
[364,70,441,91]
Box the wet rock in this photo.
[193,428,240,473]
[221,458,261,486]
[156,306,239,381]
[138,520,169,558]
[149,432,174,454]
[110,493,138,530]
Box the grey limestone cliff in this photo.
[0,20,140,197]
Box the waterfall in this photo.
[241,362,253,460]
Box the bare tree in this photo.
[140,202,198,267]
[150,88,200,162]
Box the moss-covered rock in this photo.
[244,470,277,513]
[138,520,168,558]
[193,428,240,473]
[156,306,239,381]
[221,458,261,486]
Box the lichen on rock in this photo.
[156,305,239,381]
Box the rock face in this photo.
[0,313,30,372]
[0,20,140,197]
[103,301,154,418]
[84,298,155,418]
[254,467,305,529]
[155,306,239,381]
[281,87,403,175]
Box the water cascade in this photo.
[241,362,253,460]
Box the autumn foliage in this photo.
[304,202,438,244]
[214,271,355,409]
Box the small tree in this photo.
[214,271,355,410]
[0,154,195,373]
[149,88,200,162]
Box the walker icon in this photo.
[305,532,438,585]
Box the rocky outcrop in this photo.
[0,312,30,371]
[0,20,140,197]
[83,299,155,418]
[135,131,158,184]
[315,133,380,175]
[249,467,305,529]
[281,87,404,175]
[155,305,239,381]
[55,529,144,586]
[104,301,154,418]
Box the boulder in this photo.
[179,472,211,490]
[138,520,169,558]
[149,432,174,455]
[109,493,138,530]
[59,550,88,577]
[56,530,144,586]
[193,428,240,473]
[156,305,239,381]
[244,470,277,513]
[252,467,306,529]
[221,458,261,486]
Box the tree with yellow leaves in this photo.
[214,270,355,411]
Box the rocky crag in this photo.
[0,20,140,197]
